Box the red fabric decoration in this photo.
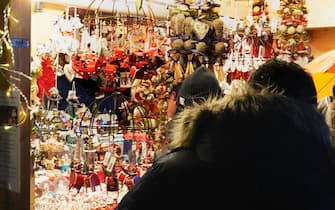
[37,57,56,102]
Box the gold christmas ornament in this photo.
[171,39,184,52]
[287,38,296,46]
[213,18,224,38]
[183,39,197,51]
[196,42,208,53]
[147,118,157,129]
[215,42,228,54]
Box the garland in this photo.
[0,3,31,127]
[275,0,310,65]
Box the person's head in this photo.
[170,86,334,199]
[176,66,222,113]
[248,58,317,105]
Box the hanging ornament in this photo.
[287,26,296,35]
[173,60,184,82]
[296,24,305,33]
[184,54,194,78]
[275,0,310,64]
[214,57,224,82]
[278,24,287,32]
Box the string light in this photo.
[5,86,11,97]
[3,125,12,130]
[0,4,30,129]
[3,4,15,64]
[9,15,18,24]
[0,64,32,80]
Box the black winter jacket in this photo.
[116,146,335,210]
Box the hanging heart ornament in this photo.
[193,20,210,40]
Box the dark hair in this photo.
[248,58,317,105]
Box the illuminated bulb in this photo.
[3,39,12,50]
[19,110,26,123]
[9,16,18,23]
[3,126,12,130]
[6,87,11,97]
[0,30,8,39]
[0,64,10,68]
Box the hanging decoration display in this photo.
[30,1,313,209]
[252,0,269,24]
[168,0,229,82]
[274,0,309,66]
[221,0,275,86]
[32,2,173,209]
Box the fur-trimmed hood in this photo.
[168,88,335,167]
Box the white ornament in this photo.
[244,27,251,36]
[287,26,296,35]
[283,8,290,13]
[279,25,287,32]
[133,106,147,118]
[295,56,309,67]
[288,38,296,46]
[293,9,302,15]
[296,25,305,33]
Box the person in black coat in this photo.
[116,85,335,210]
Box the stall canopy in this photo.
[304,49,335,100]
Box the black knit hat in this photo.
[177,66,222,111]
